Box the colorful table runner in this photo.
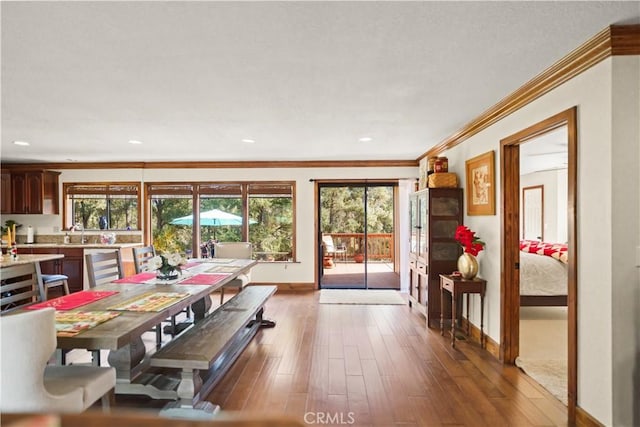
[107,291,190,312]
[27,291,119,311]
[113,272,157,283]
[199,258,234,264]
[183,262,201,269]
[55,311,120,337]
[178,273,230,285]
[206,265,240,274]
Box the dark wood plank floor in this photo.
[111,291,567,426]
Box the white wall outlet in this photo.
[53,226,60,233]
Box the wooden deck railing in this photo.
[325,233,393,262]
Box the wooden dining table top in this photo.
[33,258,257,351]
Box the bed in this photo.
[519,240,568,306]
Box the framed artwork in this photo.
[465,150,495,215]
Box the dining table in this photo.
[21,257,257,399]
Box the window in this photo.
[248,183,294,261]
[146,181,295,262]
[63,183,141,230]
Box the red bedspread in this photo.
[519,240,568,264]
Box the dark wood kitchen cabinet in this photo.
[6,170,60,214]
[1,171,11,214]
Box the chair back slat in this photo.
[132,246,156,274]
[0,263,41,312]
[85,251,124,288]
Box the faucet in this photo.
[76,223,87,244]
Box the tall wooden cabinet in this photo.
[408,188,463,327]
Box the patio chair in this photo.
[322,235,347,263]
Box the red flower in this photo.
[454,225,485,256]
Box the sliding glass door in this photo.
[318,182,399,290]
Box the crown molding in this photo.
[0,159,418,171]
[420,24,640,160]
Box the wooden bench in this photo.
[150,285,277,415]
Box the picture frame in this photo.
[465,150,495,215]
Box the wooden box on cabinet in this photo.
[6,170,60,214]
[408,188,463,327]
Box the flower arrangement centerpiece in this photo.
[148,253,187,281]
[454,225,485,279]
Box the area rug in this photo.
[319,289,405,305]
[515,357,568,405]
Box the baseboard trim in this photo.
[576,406,605,427]
[576,406,604,427]
[461,317,500,359]
[249,282,315,292]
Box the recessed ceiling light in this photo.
[13,140,30,146]
[358,137,373,143]
[242,139,255,144]
[128,140,143,145]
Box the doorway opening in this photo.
[500,107,577,422]
[317,182,400,290]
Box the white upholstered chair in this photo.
[0,308,116,413]
[322,235,347,263]
[214,242,253,304]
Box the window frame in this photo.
[62,182,142,231]
[145,181,296,262]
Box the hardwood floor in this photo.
[111,291,567,426]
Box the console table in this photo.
[439,274,486,348]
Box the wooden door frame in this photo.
[500,107,578,421]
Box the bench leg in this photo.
[176,368,202,405]
[191,296,212,323]
[247,307,276,328]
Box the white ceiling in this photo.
[520,126,568,175]
[1,1,639,164]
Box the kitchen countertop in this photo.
[4,243,143,249]
[1,253,65,268]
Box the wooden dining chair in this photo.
[0,308,116,413]
[85,251,125,288]
[85,249,161,349]
[214,242,253,304]
[132,246,157,274]
[131,245,189,345]
[0,263,44,313]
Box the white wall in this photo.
[520,168,568,243]
[443,56,640,425]
[2,166,418,285]
[609,55,640,427]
